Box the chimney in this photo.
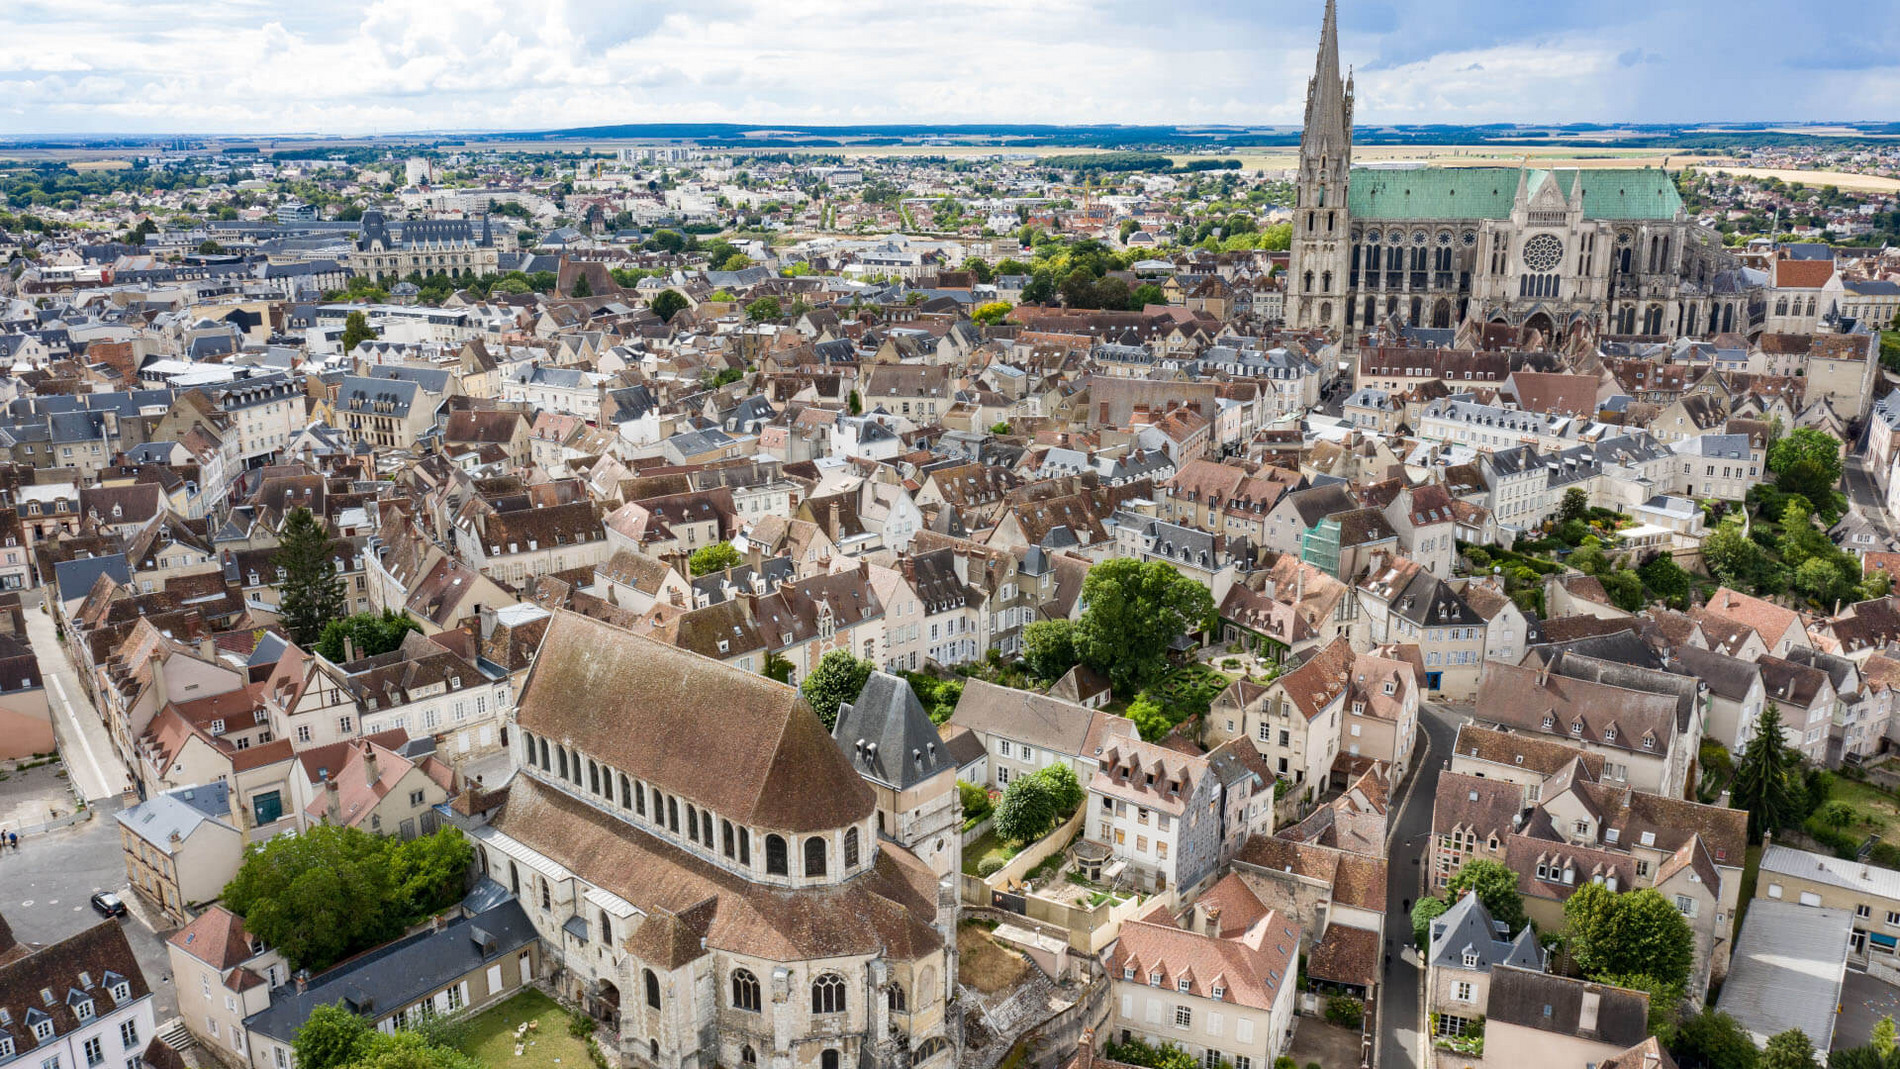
[1076,1030,1096,1069]
[1203,904,1223,937]
[828,500,841,537]
[199,636,217,662]
[343,635,357,663]
[362,745,380,786]
[149,652,166,704]
[324,776,342,825]
[294,970,309,994]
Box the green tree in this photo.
[570,274,592,298]
[1103,1038,1198,1069]
[763,651,794,684]
[222,824,404,971]
[1125,693,1173,742]
[993,773,1060,843]
[650,289,689,323]
[1731,703,1803,842]
[1768,427,1845,489]
[1073,559,1216,695]
[1639,555,1692,609]
[745,296,783,321]
[1671,1009,1759,1069]
[689,542,743,576]
[339,310,378,353]
[292,1005,374,1069]
[1033,762,1084,817]
[274,508,345,647]
[1600,569,1647,612]
[1559,487,1590,524]
[1568,537,1609,576]
[973,301,1013,326]
[962,257,994,283]
[1762,1029,1816,1069]
[1446,859,1527,935]
[1874,1015,1897,1059]
[720,253,753,271]
[1411,895,1449,951]
[1130,283,1166,308]
[349,1030,481,1069]
[315,609,422,663]
[1021,619,1079,681]
[799,649,873,730]
[388,827,477,919]
[1563,884,1695,989]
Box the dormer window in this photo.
[1541,715,1554,729]
[1643,736,1656,750]
[32,1018,52,1042]
[110,982,129,1003]
[1571,720,1584,735]
[1462,951,1478,967]
[72,997,92,1022]
[1604,727,1617,742]
[1124,966,1135,980]
[1210,985,1224,1001]
[1149,971,1162,987]
[1177,979,1190,993]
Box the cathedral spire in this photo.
[1302,0,1351,156]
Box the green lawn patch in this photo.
[453,989,594,1069]
[1826,778,1900,843]
[962,829,1022,877]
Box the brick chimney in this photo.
[362,744,380,787]
[324,775,341,825]
[148,650,166,705]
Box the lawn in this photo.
[1151,663,1230,719]
[962,829,1021,877]
[454,989,594,1069]
[1827,778,1900,844]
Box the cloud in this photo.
[0,0,1895,134]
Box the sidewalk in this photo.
[24,593,129,802]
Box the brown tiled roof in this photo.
[0,922,151,1062]
[167,905,257,969]
[1307,922,1379,988]
[1452,724,1605,780]
[1108,907,1298,1012]
[514,611,872,833]
[489,774,938,963]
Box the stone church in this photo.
[1285,0,1761,346]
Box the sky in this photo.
[2,0,1898,136]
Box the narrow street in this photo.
[1379,702,1463,1069]
[1846,457,1896,545]
[23,592,129,805]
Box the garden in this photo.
[453,989,599,1069]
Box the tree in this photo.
[315,609,422,663]
[292,1005,374,1069]
[720,253,753,271]
[847,390,863,415]
[1639,554,1692,609]
[1600,569,1647,613]
[1125,694,1172,742]
[763,651,794,684]
[800,650,873,730]
[745,296,783,321]
[348,1031,481,1069]
[1022,619,1079,681]
[1731,703,1804,842]
[1446,859,1527,935]
[1768,427,1845,490]
[1073,559,1216,695]
[1034,762,1084,817]
[1411,896,1449,951]
[1563,884,1694,989]
[1671,1009,1759,1069]
[1130,283,1166,308]
[962,257,994,283]
[650,289,689,322]
[973,301,1013,326]
[339,310,378,353]
[1559,487,1590,524]
[274,508,345,647]
[388,827,477,919]
[223,824,404,971]
[1094,276,1131,311]
[993,773,1059,843]
[1762,1029,1816,1069]
[1874,1015,1897,1060]
[689,542,743,576]
[570,274,592,298]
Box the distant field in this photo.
[1689,165,1900,192]
[68,159,132,171]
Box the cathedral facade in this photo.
[1285,1,1760,346]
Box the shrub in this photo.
[1325,995,1364,1030]
[1273,1059,1296,1069]
[566,1013,596,1039]
[959,780,992,820]
[1804,814,1861,859]
[977,855,1006,877]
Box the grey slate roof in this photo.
[1716,898,1853,1048]
[1426,892,1543,973]
[244,898,537,1043]
[115,781,236,848]
[53,554,130,601]
[834,671,953,791]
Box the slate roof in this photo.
[1485,965,1650,1048]
[833,671,953,791]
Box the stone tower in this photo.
[1287,0,1353,337]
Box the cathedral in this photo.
[1285,0,1760,346]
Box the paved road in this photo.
[1379,703,1463,1069]
[2,794,179,1018]
[1846,458,1896,545]
[22,591,129,803]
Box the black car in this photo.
[89,891,125,918]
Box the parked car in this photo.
[89,891,125,918]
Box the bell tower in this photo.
[1287,0,1353,338]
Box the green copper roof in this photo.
[1346,167,1682,222]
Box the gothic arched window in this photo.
[731,969,761,1012]
[645,969,661,1009]
[812,974,847,1014]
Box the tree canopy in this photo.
[223,824,473,971]
[1731,703,1804,842]
[650,289,689,322]
[316,609,422,663]
[339,311,378,354]
[688,541,743,576]
[1562,883,1695,990]
[1074,559,1215,695]
[799,649,873,730]
[1021,619,1079,681]
[1446,858,1527,935]
[274,507,345,647]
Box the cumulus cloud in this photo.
[0,0,1894,134]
